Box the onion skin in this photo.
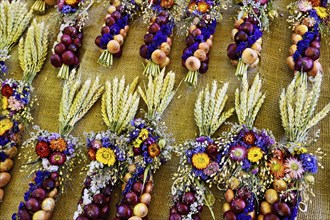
[151,49,166,65]
[241,48,258,65]
[0,172,11,188]
[286,56,295,70]
[185,56,201,71]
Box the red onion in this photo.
[230,198,246,213]
[144,34,154,45]
[54,43,67,55]
[41,179,55,191]
[68,44,78,53]
[31,188,47,201]
[61,34,72,46]
[101,26,111,35]
[106,17,115,26]
[50,54,63,68]
[238,21,254,35]
[61,51,76,66]
[26,198,41,212]
[183,192,196,205]
[132,182,144,194]
[294,57,314,72]
[263,213,280,220]
[95,36,101,48]
[227,43,238,60]
[93,194,107,206]
[83,203,100,219]
[310,40,320,49]
[148,23,161,34]
[117,204,133,219]
[169,213,182,220]
[124,191,139,205]
[18,209,32,220]
[234,31,248,43]
[176,202,189,215]
[185,35,195,46]
[191,28,202,37]
[63,26,78,37]
[272,202,291,217]
[139,45,149,59]
[223,210,236,220]
[304,47,320,61]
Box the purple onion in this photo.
[61,51,76,66]
[183,192,196,205]
[106,17,115,26]
[63,26,78,37]
[117,204,133,219]
[234,31,248,43]
[169,213,182,220]
[176,202,189,215]
[83,203,100,219]
[139,45,149,59]
[54,43,66,55]
[294,57,314,72]
[124,191,139,205]
[26,198,41,212]
[223,210,236,220]
[31,188,47,201]
[61,34,72,46]
[50,54,63,68]
[227,43,238,60]
[304,47,320,60]
[238,21,254,34]
[111,11,121,20]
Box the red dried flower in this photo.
[88,148,96,160]
[36,141,51,158]
[243,131,255,145]
[1,84,13,97]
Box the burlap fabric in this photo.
[0,0,329,219]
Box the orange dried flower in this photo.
[308,0,320,7]
[88,148,96,160]
[197,2,209,13]
[160,0,174,8]
[50,138,67,152]
[188,2,196,12]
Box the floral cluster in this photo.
[140,0,175,76]
[127,118,172,171]
[95,4,132,67]
[57,0,81,14]
[286,0,328,76]
[185,137,221,181]
[253,146,320,220]
[1,79,32,122]
[182,0,219,86]
[12,171,59,220]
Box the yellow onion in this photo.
[41,198,55,212]
[295,24,308,36]
[160,57,170,68]
[107,40,120,54]
[251,43,262,52]
[189,24,197,33]
[289,44,297,55]
[242,48,258,65]
[140,193,151,205]
[248,210,256,219]
[198,42,210,53]
[133,203,148,218]
[286,56,295,70]
[223,202,231,213]
[292,34,303,44]
[114,34,124,46]
[229,177,240,190]
[0,172,11,187]
[120,29,127,38]
[273,179,287,192]
[256,38,262,45]
[225,189,234,203]
[264,189,279,204]
[167,37,172,46]
[160,42,171,55]
[257,214,264,220]
[33,210,51,220]
[0,159,13,172]
[151,49,166,65]
[206,38,213,47]
[232,28,239,40]
[234,19,244,28]
[113,0,121,7]
[308,60,323,76]
[194,49,207,61]
[185,56,201,71]
[145,181,153,193]
[128,217,142,220]
[122,183,127,191]
[4,146,17,158]
[124,25,129,33]
[260,201,272,214]
[48,188,58,198]
[107,5,116,14]
[124,173,132,182]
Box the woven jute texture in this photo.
[0,0,329,219]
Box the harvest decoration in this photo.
[258,71,330,219]
[286,0,329,76]
[169,81,234,220]
[94,0,141,67]
[115,69,176,219]
[227,0,278,78]
[215,72,277,219]
[0,0,33,75]
[73,77,140,219]
[139,0,184,76]
[181,0,223,87]
[50,0,94,79]
[0,20,49,203]
[12,73,104,220]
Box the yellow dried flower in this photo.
[0,118,13,135]
[247,146,263,163]
[192,153,210,170]
[96,148,116,166]
[2,97,8,110]
[314,7,328,19]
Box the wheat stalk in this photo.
[138,69,176,120]
[195,81,233,137]
[19,20,49,83]
[102,77,140,134]
[59,73,104,135]
[0,0,32,59]
[235,72,265,128]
